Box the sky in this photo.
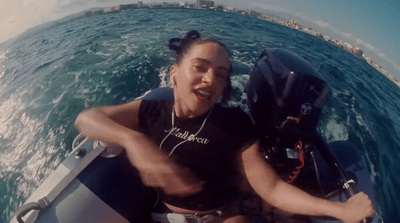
[1,0,399,79]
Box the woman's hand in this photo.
[124,134,204,196]
[75,101,204,196]
[339,192,375,223]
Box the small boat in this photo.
[10,88,383,223]
[11,49,384,223]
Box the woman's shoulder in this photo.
[139,99,172,118]
[140,98,172,108]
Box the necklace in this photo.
[159,104,214,157]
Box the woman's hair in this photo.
[167,30,232,102]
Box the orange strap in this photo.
[287,140,305,183]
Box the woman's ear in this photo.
[170,65,176,87]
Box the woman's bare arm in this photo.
[74,100,142,146]
[74,100,203,195]
[241,140,375,223]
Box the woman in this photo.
[75,30,374,222]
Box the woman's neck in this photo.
[173,99,203,119]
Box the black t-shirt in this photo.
[139,99,257,211]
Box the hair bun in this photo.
[167,30,201,52]
[167,38,182,51]
[184,30,201,41]
[181,30,200,47]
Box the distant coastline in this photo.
[80,1,400,88]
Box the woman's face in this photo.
[171,42,230,118]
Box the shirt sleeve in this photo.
[138,99,158,134]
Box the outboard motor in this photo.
[245,48,331,182]
[246,48,331,140]
[245,49,380,223]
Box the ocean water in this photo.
[0,9,399,223]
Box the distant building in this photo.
[148,3,162,8]
[351,46,363,58]
[120,4,138,11]
[290,20,298,26]
[179,1,195,8]
[225,6,235,12]
[84,9,105,17]
[104,6,119,13]
[163,2,181,7]
[196,0,214,8]
[215,5,224,11]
